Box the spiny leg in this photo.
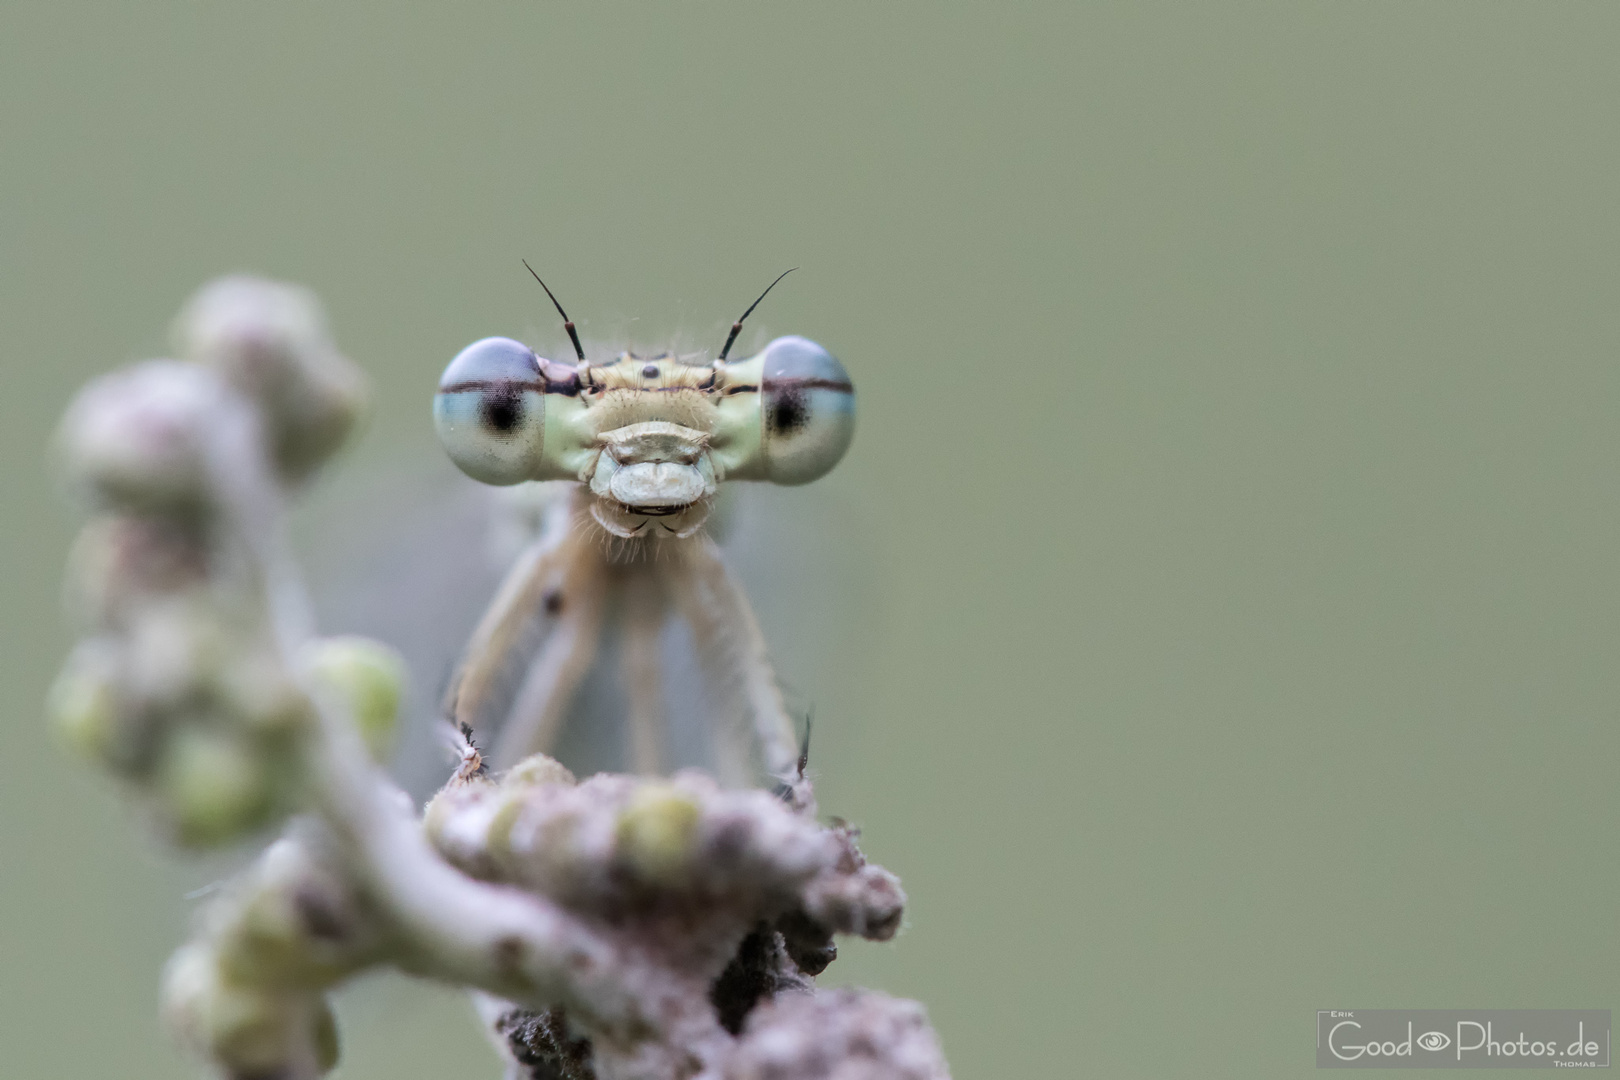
[493,537,607,768]
[619,565,669,777]
[667,556,751,787]
[448,504,579,737]
[667,537,800,786]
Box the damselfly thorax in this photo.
[433,272,854,789]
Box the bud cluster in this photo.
[48,277,394,846]
[162,827,386,1078]
[426,757,904,966]
[425,749,933,1079]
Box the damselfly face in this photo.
[434,335,855,538]
[430,274,852,786]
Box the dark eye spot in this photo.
[641,363,659,379]
[768,388,809,434]
[480,386,523,434]
[543,589,564,614]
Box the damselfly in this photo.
[433,268,854,787]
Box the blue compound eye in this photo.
[759,336,856,485]
[433,337,547,485]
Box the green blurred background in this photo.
[3,3,1618,1076]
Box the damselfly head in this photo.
[432,276,856,541]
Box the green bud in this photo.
[47,643,122,764]
[158,724,275,847]
[163,944,337,1076]
[306,636,405,763]
[503,753,576,790]
[615,783,701,886]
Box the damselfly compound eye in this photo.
[433,337,547,485]
[758,336,855,484]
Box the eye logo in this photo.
[1416,1031,1451,1052]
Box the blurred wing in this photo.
[666,537,800,784]
[446,500,611,767]
[302,454,866,792]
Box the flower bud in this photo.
[615,783,701,887]
[157,723,279,847]
[57,361,234,511]
[213,837,376,988]
[163,944,339,1076]
[504,753,577,790]
[306,636,405,763]
[48,639,124,764]
[175,276,367,482]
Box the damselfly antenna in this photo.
[522,259,585,362]
[718,267,798,361]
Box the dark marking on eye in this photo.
[543,589,564,615]
[641,363,659,378]
[763,377,853,394]
[767,388,809,434]
[444,374,580,399]
[441,378,538,393]
[723,384,759,396]
[480,386,524,433]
